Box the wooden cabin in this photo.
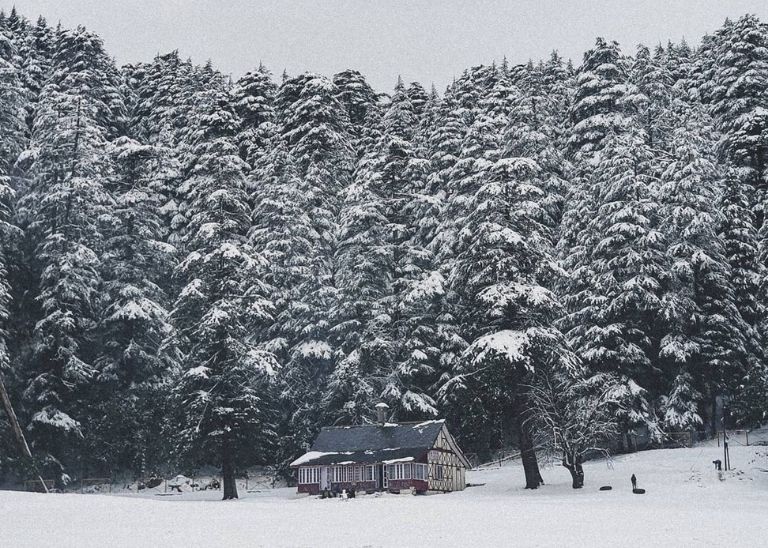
[290,412,470,495]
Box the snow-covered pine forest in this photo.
[1,7,767,492]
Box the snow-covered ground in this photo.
[2,439,767,547]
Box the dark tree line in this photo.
[0,8,767,496]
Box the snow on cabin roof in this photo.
[290,420,447,467]
[291,447,426,467]
[289,451,352,467]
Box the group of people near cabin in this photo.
[321,483,357,499]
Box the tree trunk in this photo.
[0,374,49,493]
[221,436,238,500]
[517,414,543,489]
[562,455,584,489]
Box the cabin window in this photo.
[434,464,445,480]
[330,465,362,483]
[386,464,397,480]
[387,463,415,480]
[298,467,319,484]
[364,465,375,482]
[333,465,353,483]
[413,463,428,480]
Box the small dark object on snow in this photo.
[631,474,637,490]
[633,488,646,494]
[599,486,612,491]
[713,459,722,471]
[145,477,163,489]
[210,478,220,490]
[137,482,146,491]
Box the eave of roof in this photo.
[290,447,427,467]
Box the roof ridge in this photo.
[321,419,444,430]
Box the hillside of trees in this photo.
[1,8,767,490]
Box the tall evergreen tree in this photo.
[20,85,116,479]
[657,97,747,431]
[273,73,354,449]
[231,63,277,166]
[561,127,666,437]
[568,38,633,154]
[173,85,278,500]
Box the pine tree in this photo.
[0,92,20,382]
[333,69,378,154]
[127,51,194,146]
[74,136,181,474]
[273,73,354,449]
[328,77,439,422]
[20,87,116,479]
[0,29,27,174]
[508,54,571,233]
[247,137,322,465]
[442,153,567,487]
[718,169,767,425]
[560,39,633,331]
[406,81,430,118]
[49,27,128,138]
[657,97,747,431]
[627,44,673,149]
[569,38,633,154]
[173,86,278,500]
[562,127,666,437]
[231,63,277,166]
[711,15,768,203]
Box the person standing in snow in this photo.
[631,474,637,490]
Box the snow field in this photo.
[2,442,767,547]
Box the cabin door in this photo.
[320,466,330,490]
[381,464,388,490]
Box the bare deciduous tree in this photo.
[527,371,626,488]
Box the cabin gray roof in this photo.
[289,420,446,467]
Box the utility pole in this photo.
[0,373,48,493]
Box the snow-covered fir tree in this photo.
[172,85,278,500]
[19,66,119,480]
[231,63,277,166]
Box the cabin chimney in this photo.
[375,402,390,425]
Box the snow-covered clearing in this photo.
[2,440,767,547]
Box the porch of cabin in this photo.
[297,461,430,495]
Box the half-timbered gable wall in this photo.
[427,425,467,491]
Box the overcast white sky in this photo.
[5,1,768,92]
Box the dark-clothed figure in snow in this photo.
[631,474,637,490]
